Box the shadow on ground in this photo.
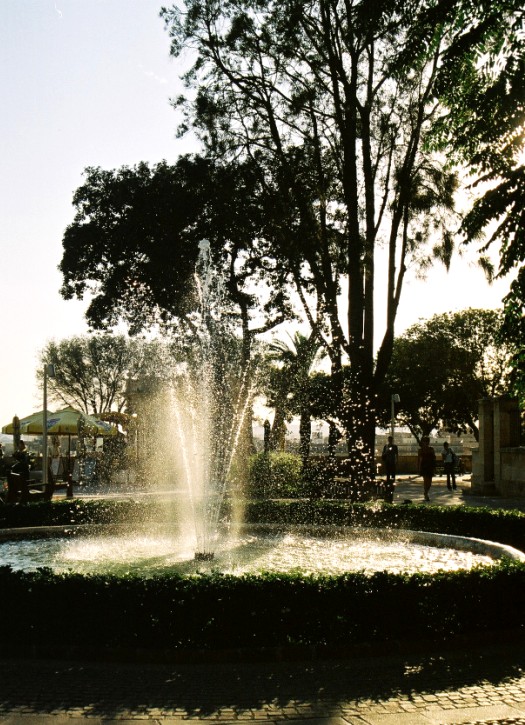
[1,641,524,719]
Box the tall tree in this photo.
[163,0,459,483]
[60,156,289,341]
[60,156,291,456]
[38,335,167,415]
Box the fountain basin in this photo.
[1,523,523,577]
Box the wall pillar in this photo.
[471,398,494,492]
[494,397,521,487]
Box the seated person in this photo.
[11,440,30,477]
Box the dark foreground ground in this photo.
[1,474,525,725]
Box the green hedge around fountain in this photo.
[0,498,524,659]
[1,497,525,550]
[0,560,524,659]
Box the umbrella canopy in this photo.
[2,411,52,435]
[48,407,117,437]
[2,407,117,436]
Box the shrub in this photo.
[247,452,302,498]
[2,498,525,552]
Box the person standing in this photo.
[381,436,399,503]
[418,436,436,502]
[442,441,457,491]
[382,436,399,485]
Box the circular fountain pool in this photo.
[1,524,522,576]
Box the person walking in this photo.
[442,441,458,490]
[418,436,436,502]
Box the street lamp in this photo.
[390,393,400,440]
[42,364,56,486]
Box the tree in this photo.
[61,159,206,334]
[376,309,512,441]
[60,155,294,450]
[38,335,168,415]
[266,331,324,460]
[61,156,290,337]
[428,0,524,261]
[308,370,345,457]
[163,0,461,482]
[424,0,524,389]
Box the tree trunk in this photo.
[299,411,311,467]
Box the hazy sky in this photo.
[0,0,512,427]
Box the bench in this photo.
[5,470,74,504]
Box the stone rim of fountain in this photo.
[1,522,523,565]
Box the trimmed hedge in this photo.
[244,500,525,552]
[0,561,524,656]
[1,497,525,657]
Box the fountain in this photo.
[3,240,524,578]
[1,242,525,658]
[163,238,256,560]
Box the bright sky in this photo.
[0,0,513,428]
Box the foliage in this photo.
[265,332,324,456]
[426,0,524,272]
[245,500,525,552]
[60,156,291,339]
[423,0,524,391]
[0,498,153,529]
[376,309,512,441]
[3,496,525,656]
[59,158,290,467]
[38,334,168,415]
[501,276,525,407]
[3,497,525,551]
[247,452,302,498]
[61,159,203,332]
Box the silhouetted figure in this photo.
[418,436,436,502]
[442,442,457,491]
[12,440,30,477]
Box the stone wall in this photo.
[499,448,525,497]
[471,397,525,498]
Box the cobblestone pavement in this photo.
[1,640,525,724]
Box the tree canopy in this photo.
[426,0,524,392]
[376,308,512,441]
[61,156,291,338]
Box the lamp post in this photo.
[42,364,56,486]
[390,393,400,441]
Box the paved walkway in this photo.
[1,476,525,724]
[1,640,525,724]
[391,474,525,512]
